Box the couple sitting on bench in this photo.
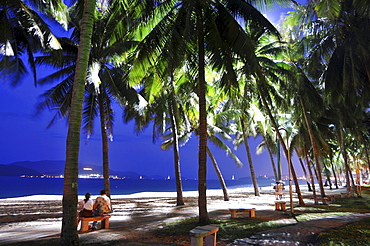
[78,189,111,230]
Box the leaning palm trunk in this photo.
[60,0,96,245]
[338,119,354,195]
[255,67,304,205]
[330,158,339,189]
[305,154,317,200]
[296,151,312,191]
[206,147,229,201]
[98,92,111,197]
[300,97,326,198]
[197,14,209,224]
[241,120,259,196]
[169,91,185,206]
[262,134,278,181]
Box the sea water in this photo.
[0,176,277,199]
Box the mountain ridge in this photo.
[0,160,164,179]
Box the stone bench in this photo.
[190,224,219,246]
[314,197,329,205]
[79,215,111,232]
[327,195,340,202]
[341,192,351,198]
[275,201,286,211]
[229,208,256,218]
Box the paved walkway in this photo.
[228,213,370,246]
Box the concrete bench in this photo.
[79,215,111,232]
[327,195,340,202]
[229,208,256,218]
[275,201,287,211]
[190,224,219,246]
[341,192,351,198]
[314,197,329,205]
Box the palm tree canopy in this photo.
[0,0,67,85]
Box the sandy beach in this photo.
[0,186,349,245]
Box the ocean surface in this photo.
[0,176,281,199]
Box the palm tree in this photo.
[131,0,282,224]
[0,0,67,85]
[36,1,138,200]
[286,0,370,195]
[60,0,96,244]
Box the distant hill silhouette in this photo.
[1,160,164,179]
[0,164,41,176]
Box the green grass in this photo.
[317,217,370,246]
[153,217,291,242]
[313,190,370,246]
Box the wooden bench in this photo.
[275,201,286,211]
[79,215,111,232]
[190,224,219,246]
[229,208,256,218]
[314,197,329,205]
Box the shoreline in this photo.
[0,176,286,199]
[0,186,276,201]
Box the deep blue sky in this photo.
[0,1,302,180]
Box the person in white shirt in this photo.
[91,190,111,230]
[77,192,94,227]
[93,190,111,216]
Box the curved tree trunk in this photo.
[241,120,260,196]
[206,147,229,201]
[60,0,96,245]
[338,119,352,194]
[296,149,312,191]
[169,92,185,206]
[300,97,326,198]
[331,161,339,189]
[255,66,304,205]
[262,134,278,181]
[305,154,317,200]
[322,160,332,189]
[197,13,209,224]
[98,92,111,197]
[288,150,304,205]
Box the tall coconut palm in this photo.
[60,0,96,244]
[36,1,139,199]
[131,0,282,223]
[0,0,67,85]
[286,0,370,194]
[229,21,305,204]
[124,71,193,206]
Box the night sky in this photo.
[0,1,300,180]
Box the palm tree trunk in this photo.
[300,97,326,198]
[60,0,95,245]
[262,134,278,181]
[197,12,209,224]
[296,149,312,191]
[338,119,352,194]
[255,67,304,205]
[329,151,339,189]
[206,147,229,201]
[288,151,304,205]
[305,154,317,200]
[241,120,260,196]
[168,91,185,206]
[322,160,332,189]
[98,92,110,197]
